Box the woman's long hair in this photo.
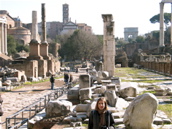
[95,97,108,111]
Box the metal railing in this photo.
[5,87,67,129]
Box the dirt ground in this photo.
[0,74,77,129]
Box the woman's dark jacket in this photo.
[88,110,115,129]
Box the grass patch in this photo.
[114,67,147,77]
[23,76,62,85]
[122,79,164,83]
[139,90,156,95]
[82,124,88,128]
[158,104,172,120]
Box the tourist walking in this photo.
[88,97,115,129]
[68,74,73,88]
[50,75,55,90]
[64,72,69,85]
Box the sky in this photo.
[0,0,171,38]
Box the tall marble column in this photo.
[160,2,164,47]
[27,10,43,60]
[0,23,2,54]
[40,3,50,60]
[102,14,115,77]
[1,23,4,54]
[41,3,47,43]
[32,11,39,41]
[4,24,7,55]
[171,3,172,45]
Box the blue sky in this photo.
[0,0,171,38]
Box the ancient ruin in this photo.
[159,0,172,46]
[7,3,60,80]
[102,14,115,77]
[0,1,172,129]
[124,27,138,41]
[0,16,8,55]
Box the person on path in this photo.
[64,72,69,85]
[88,97,115,129]
[50,75,55,90]
[68,74,73,88]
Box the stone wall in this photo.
[140,62,172,75]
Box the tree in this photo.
[136,36,145,43]
[115,38,128,48]
[57,30,103,61]
[16,43,29,52]
[150,13,171,29]
[7,35,17,56]
[7,35,30,56]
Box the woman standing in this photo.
[88,97,115,129]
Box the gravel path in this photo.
[1,78,65,128]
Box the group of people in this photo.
[50,72,73,90]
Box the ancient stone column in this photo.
[0,23,2,54]
[27,10,43,60]
[1,23,4,54]
[40,3,50,60]
[102,14,115,77]
[4,24,7,55]
[41,3,47,43]
[160,2,164,47]
[32,11,40,42]
[171,3,172,45]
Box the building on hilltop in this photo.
[61,21,78,35]
[38,21,63,39]
[77,23,92,33]
[8,17,31,45]
[63,3,69,24]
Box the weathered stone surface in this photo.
[45,100,73,117]
[75,104,89,112]
[63,115,82,124]
[94,86,106,94]
[97,71,109,83]
[28,110,46,129]
[86,101,96,117]
[112,111,125,118]
[111,77,121,86]
[79,88,92,101]
[153,117,164,125]
[123,93,158,129]
[104,90,117,107]
[106,84,117,91]
[115,98,129,111]
[79,74,91,88]
[119,86,137,98]
[67,87,79,100]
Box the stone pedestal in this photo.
[79,74,91,88]
[27,39,43,60]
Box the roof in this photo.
[0,53,13,60]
